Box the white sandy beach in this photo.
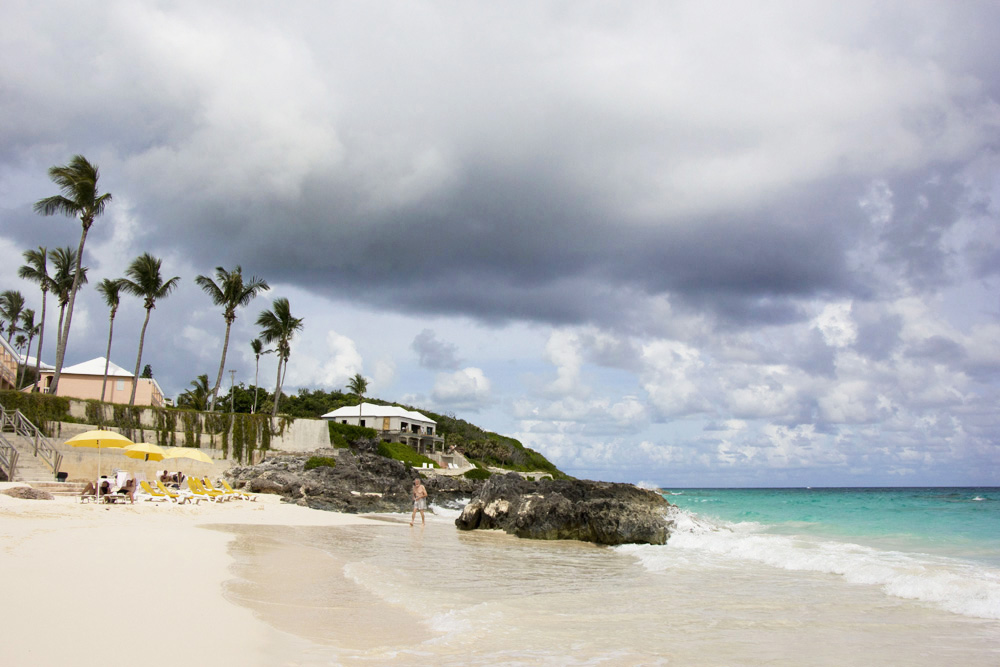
[0,482,386,667]
[6,482,999,666]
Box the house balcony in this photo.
[378,428,445,454]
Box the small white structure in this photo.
[321,402,444,452]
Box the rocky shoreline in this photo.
[226,452,481,513]
[455,473,674,545]
[227,452,673,545]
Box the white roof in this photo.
[322,402,436,424]
[19,355,55,371]
[61,357,133,377]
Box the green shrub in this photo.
[304,455,337,471]
[376,440,438,468]
[463,468,492,480]
[328,421,378,448]
[0,390,71,435]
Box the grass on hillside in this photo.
[376,441,438,468]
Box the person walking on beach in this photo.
[410,478,428,526]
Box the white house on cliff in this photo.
[321,403,444,453]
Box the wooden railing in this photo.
[0,358,16,390]
[0,431,18,482]
[0,404,62,478]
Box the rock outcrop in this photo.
[2,486,54,500]
[456,473,673,545]
[225,452,485,513]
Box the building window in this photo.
[427,427,434,435]
[116,379,125,391]
[342,420,348,424]
[360,419,365,427]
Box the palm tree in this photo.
[96,278,124,402]
[13,334,27,387]
[347,373,369,425]
[194,266,269,412]
[250,338,273,414]
[255,298,303,419]
[15,309,38,388]
[33,155,112,394]
[177,374,212,411]
[49,247,88,353]
[120,253,180,407]
[18,247,50,392]
[13,333,27,388]
[0,290,25,343]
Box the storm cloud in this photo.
[2,1,999,484]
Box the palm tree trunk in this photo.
[54,303,66,383]
[209,320,233,412]
[32,290,46,392]
[17,337,33,388]
[252,356,260,414]
[100,313,115,402]
[50,225,89,394]
[129,308,152,407]
[271,355,284,419]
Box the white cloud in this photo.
[372,357,396,394]
[431,367,492,411]
[544,329,586,397]
[640,340,711,418]
[287,329,362,389]
[813,301,857,348]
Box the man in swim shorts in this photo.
[410,478,428,526]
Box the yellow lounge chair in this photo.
[157,479,199,504]
[202,478,238,499]
[196,477,232,501]
[221,479,257,501]
[187,477,227,502]
[139,480,171,502]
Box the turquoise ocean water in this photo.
[224,487,1000,664]
[664,487,1000,566]
[634,486,1000,620]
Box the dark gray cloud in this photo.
[3,1,1000,484]
[411,329,462,370]
[5,1,990,340]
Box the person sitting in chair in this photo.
[117,476,136,503]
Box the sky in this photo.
[2,1,1000,487]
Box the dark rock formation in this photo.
[2,486,54,500]
[456,473,673,545]
[225,451,485,513]
[423,474,483,509]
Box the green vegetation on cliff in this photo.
[1,387,567,478]
[377,440,438,468]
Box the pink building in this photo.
[0,336,17,390]
[35,357,165,407]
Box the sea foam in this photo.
[620,506,1000,620]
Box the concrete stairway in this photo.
[1,402,63,482]
[27,480,87,497]
[3,434,59,482]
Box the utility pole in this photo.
[228,369,237,413]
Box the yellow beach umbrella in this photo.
[121,442,166,462]
[162,447,214,464]
[65,429,134,497]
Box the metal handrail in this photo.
[0,431,18,482]
[0,405,62,478]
